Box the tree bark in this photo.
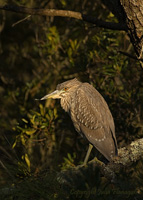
[101,0,143,66]
[120,0,143,60]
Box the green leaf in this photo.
[12,141,17,149]
[39,104,45,116]
[25,153,31,172]
[30,114,36,125]
[22,118,28,123]
[54,108,58,118]
[25,129,36,135]
[21,135,26,145]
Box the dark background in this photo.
[0,0,143,199]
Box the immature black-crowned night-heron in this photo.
[40,78,118,164]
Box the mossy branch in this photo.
[57,138,143,185]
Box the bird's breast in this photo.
[70,99,82,134]
[60,96,71,113]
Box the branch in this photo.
[0,5,127,31]
[118,50,143,62]
[57,138,143,187]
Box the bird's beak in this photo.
[40,90,62,100]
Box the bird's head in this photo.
[40,78,81,100]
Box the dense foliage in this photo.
[0,0,143,199]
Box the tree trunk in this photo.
[102,0,143,65]
[120,0,143,59]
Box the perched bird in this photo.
[40,78,118,163]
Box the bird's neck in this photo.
[60,96,71,113]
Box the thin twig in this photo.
[0,160,14,178]
[12,14,31,27]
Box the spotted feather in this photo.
[70,83,117,160]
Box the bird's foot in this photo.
[76,162,88,169]
[88,157,104,167]
[76,157,104,169]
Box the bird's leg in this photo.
[83,144,93,165]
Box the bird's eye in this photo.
[64,87,68,91]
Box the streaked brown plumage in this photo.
[40,78,118,162]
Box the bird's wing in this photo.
[73,83,117,161]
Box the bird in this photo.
[39,78,118,164]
